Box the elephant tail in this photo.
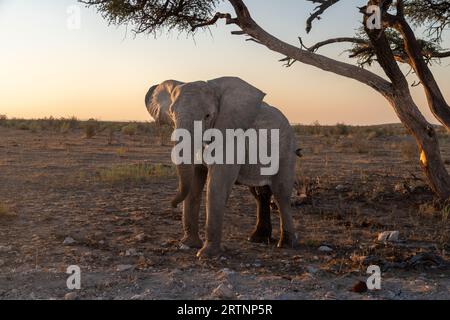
[295,148,303,158]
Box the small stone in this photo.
[130,289,151,300]
[335,184,345,191]
[0,245,12,253]
[135,233,145,242]
[306,266,318,274]
[219,268,235,276]
[212,284,236,300]
[125,249,138,256]
[377,231,399,242]
[116,264,134,272]
[318,245,333,252]
[179,244,190,250]
[63,237,76,245]
[64,292,78,300]
[324,291,337,300]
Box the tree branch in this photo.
[394,0,450,129]
[227,0,393,98]
[190,12,236,31]
[305,0,341,33]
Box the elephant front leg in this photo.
[197,165,239,258]
[181,165,207,249]
[248,186,273,244]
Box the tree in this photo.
[80,0,450,198]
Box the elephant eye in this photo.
[205,114,211,119]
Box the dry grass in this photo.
[0,203,16,218]
[97,163,176,184]
[115,147,129,158]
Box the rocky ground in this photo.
[0,124,449,300]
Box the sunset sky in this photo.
[1,0,449,125]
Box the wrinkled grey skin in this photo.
[146,77,298,257]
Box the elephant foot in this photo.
[180,235,203,249]
[196,243,222,259]
[277,232,299,249]
[248,228,273,244]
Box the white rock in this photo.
[130,290,151,300]
[318,245,333,252]
[63,237,76,245]
[0,245,12,252]
[64,292,78,300]
[219,268,235,276]
[212,284,236,300]
[116,264,134,272]
[307,266,318,274]
[324,291,337,300]
[125,249,138,256]
[335,184,345,191]
[377,231,400,242]
[135,233,145,242]
[179,244,190,250]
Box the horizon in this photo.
[0,0,449,125]
[0,115,426,128]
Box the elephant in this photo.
[145,77,298,257]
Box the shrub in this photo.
[60,122,71,134]
[17,122,30,130]
[0,114,7,126]
[121,123,138,136]
[400,139,417,161]
[335,123,350,136]
[29,122,41,133]
[83,119,98,138]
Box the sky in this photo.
[0,0,449,125]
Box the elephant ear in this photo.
[145,80,184,125]
[207,77,265,130]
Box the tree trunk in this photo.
[388,92,450,199]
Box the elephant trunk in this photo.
[171,164,194,208]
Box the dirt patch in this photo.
[0,125,449,300]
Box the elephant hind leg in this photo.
[271,183,298,249]
[248,186,273,244]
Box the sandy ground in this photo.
[0,125,449,300]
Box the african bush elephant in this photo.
[145,77,298,257]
